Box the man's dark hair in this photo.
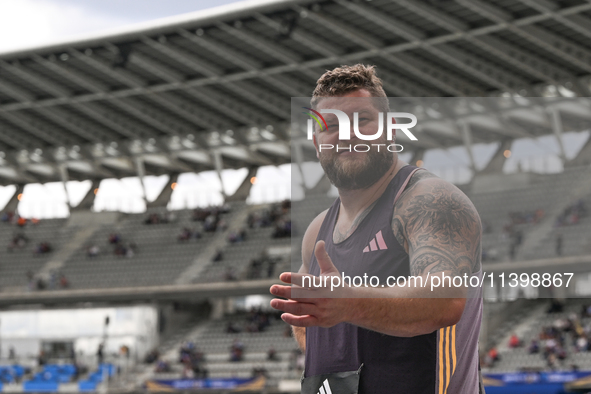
[311,64,389,113]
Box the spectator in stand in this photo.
[216,219,227,232]
[154,358,171,373]
[529,339,540,354]
[34,242,52,254]
[125,243,135,258]
[145,349,160,364]
[229,338,244,362]
[228,228,246,243]
[108,233,120,244]
[87,245,100,257]
[114,244,127,256]
[8,233,27,251]
[178,228,193,242]
[547,353,557,370]
[555,199,587,227]
[272,219,291,238]
[164,211,176,223]
[251,366,268,379]
[226,322,240,334]
[267,346,278,361]
[203,214,218,232]
[145,213,161,225]
[17,217,27,227]
[1,211,14,222]
[213,249,223,262]
[224,268,235,281]
[509,333,521,348]
[486,347,499,367]
[576,336,589,352]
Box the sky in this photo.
[0,0,588,217]
[0,0,242,53]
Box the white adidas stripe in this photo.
[317,379,332,394]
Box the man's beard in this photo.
[319,144,394,190]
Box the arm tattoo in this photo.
[333,200,378,244]
[405,186,476,250]
[411,247,473,277]
[392,172,481,276]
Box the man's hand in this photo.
[270,241,353,328]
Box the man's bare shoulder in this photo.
[301,209,329,272]
[397,169,474,207]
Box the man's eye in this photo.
[359,118,369,122]
[326,124,338,130]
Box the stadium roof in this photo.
[1,0,591,185]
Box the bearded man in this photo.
[270,64,484,394]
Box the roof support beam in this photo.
[2,111,74,146]
[32,54,108,94]
[0,123,31,149]
[470,36,577,87]
[460,121,477,172]
[122,45,276,126]
[0,184,24,213]
[72,103,146,140]
[35,107,117,143]
[2,2,591,115]
[0,60,71,98]
[211,149,226,199]
[480,140,513,174]
[70,47,236,132]
[456,0,591,79]
[142,34,290,118]
[134,156,148,205]
[329,1,525,93]
[58,163,72,209]
[298,4,441,96]
[549,108,568,163]
[515,0,591,41]
[71,179,100,211]
[0,79,35,102]
[69,48,147,88]
[178,27,310,97]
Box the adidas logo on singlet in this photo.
[362,230,388,253]
[316,379,333,394]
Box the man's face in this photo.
[313,89,394,190]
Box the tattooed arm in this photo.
[345,175,481,336]
[393,174,481,278]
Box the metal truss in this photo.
[0,0,591,185]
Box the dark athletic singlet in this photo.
[306,165,483,394]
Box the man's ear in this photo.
[313,133,320,159]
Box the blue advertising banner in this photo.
[145,376,266,392]
[484,371,591,394]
